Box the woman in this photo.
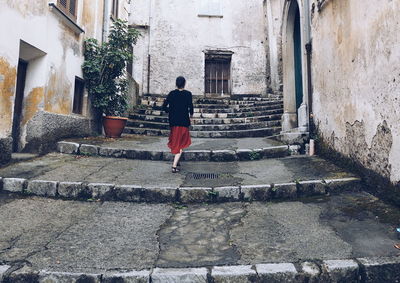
[162,76,194,173]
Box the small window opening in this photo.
[73,76,85,114]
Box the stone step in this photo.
[141,99,283,108]
[136,108,284,118]
[127,119,281,131]
[192,104,283,114]
[129,113,282,124]
[124,126,281,138]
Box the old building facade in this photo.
[265,0,400,188]
[0,0,132,163]
[130,0,269,97]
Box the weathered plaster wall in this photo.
[311,0,400,184]
[265,0,285,92]
[0,0,111,157]
[130,0,268,96]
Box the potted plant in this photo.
[82,19,140,138]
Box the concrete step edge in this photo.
[3,256,399,282]
[56,141,290,162]
[0,176,362,204]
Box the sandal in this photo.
[172,167,180,173]
[395,244,400,250]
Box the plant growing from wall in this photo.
[82,19,140,117]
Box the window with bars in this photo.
[57,0,77,21]
[111,0,119,19]
[205,55,231,95]
[72,77,85,114]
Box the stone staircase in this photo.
[125,94,284,138]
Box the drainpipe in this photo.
[102,0,111,43]
[303,0,313,126]
[146,0,153,95]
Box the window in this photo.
[72,77,85,114]
[57,0,77,21]
[111,0,119,19]
[205,52,232,95]
[199,0,222,18]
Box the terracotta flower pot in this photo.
[103,116,128,138]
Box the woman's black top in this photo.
[162,89,194,127]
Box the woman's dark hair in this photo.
[176,76,186,89]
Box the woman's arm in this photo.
[162,93,171,112]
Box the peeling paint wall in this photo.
[0,0,131,157]
[311,0,400,184]
[130,0,268,96]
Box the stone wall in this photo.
[130,0,268,97]
[311,0,400,185]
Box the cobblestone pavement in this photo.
[0,192,398,274]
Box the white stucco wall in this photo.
[311,0,400,184]
[130,0,268,96]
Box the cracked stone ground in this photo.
[0,192,399,273]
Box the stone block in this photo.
[87,183,115,200]
[301,262,321,283]
[151,267,207,283]
[149,151,163,161]
[183,150,212,161]
[58,182,84,199]
[358,256,400,283]
[289,145,301,155]
[103,270,150,283]
[272,183,297,200]
[211,150,238,162]
[26,180,58,197]
[325,178,362,194]
[162,152,174,161]
[236,149,254,161]
[262,145,289,158]
[99,147,124,158]
[256,263,298,282]
[298,180,326,197]
[38,270,102,283]
[79,144,99,156]
[241,185,271,201]
[214,186,240,201]
[6,265,39,283]
[179,187,211,203]
[125,149,151,160]
[142,187,177,203]
[211,265,257,283]
[57,141,80,154]
[0,265,11,281]
[113,185,144,202]
[322,259,359,283]
[3,178,27,193]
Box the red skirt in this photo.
[168,126,191,154]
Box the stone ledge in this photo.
[1,258,400,283]
[56,142,290,162]
[0,176,361,204]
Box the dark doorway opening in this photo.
[293,3,303,110]
[12,59,28,152]
[205,51,232,96]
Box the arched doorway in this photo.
[281,0,306,133]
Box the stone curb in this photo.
[57,141,289,162]
[0,177,361,204]
[2,257,400,282]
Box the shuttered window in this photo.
[111,0,119,19]
[205,58,231,95]
[57,0,77,21]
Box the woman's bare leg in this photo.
[172,149,183,168]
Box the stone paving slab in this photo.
[58,135,290,162]
[0,154,360,203]
[0,192,399,282]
